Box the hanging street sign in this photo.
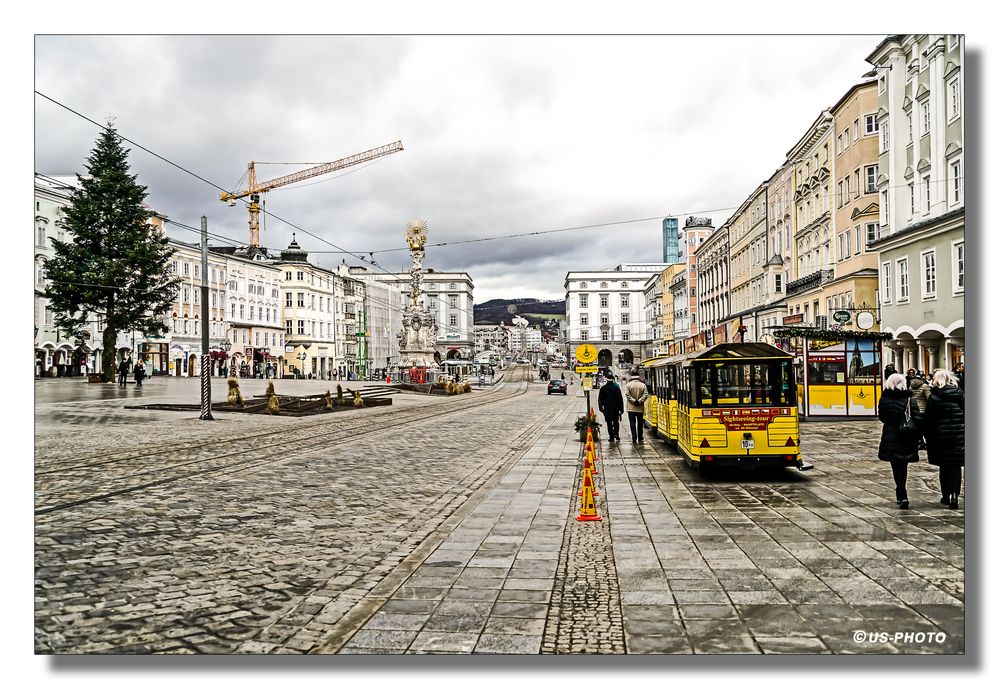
[833,310,852,324]
[575,365,598,373]
[856,311,875,330]
[581,376,593,391]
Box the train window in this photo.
[698,361,794,406]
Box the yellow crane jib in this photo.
[220,140,404,247]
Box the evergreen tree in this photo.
[44,124,179,382]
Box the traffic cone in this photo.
[576,469,602,522]
[578,465,600,496]
[583,446,599,475]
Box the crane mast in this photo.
[220,140,403,247]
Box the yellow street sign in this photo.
[575,365,598,373]
[581,376,593,390]
[575,343,598,364]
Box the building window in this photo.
[600,331,609,341]
[183,262,190,276]
[882,262,892,303]
[844,229,851,258]
[285,292,292,307]
[239,304,244,319]
[897,258,909,301]
[297,271,304,281]
[620,294,629,307]
[580,314,588,325]
[600,313,608,325]
[880,122,889,153]
[580,330,589,341]
[923,174,931,212]
[775,274,782,293]
[951,159,962,204]
[579,295,588,308]
[297,292,305,307]
[882,191,890,227]
[449,296,457,308]
[285,271,291,280]
[600,295,608,308]
[953,241,964,294]
[622,330,630,341]
[864,165,878,194]
[948,76,961,121]
[865,113,878,134]
[622,313,630,324]
[857,222,881,246]
[921,249,937,298]
[579,282,587,289]
[921,100,930,136]
[909,183,915,216]
[286,320,293,335]
[449,314,457,326]
[297,320,305,335]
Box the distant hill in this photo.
[474,298,565,331]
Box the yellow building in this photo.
[659,264,683,345]
[827,80,882,328]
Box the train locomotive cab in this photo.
[673,343,808,474]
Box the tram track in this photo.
[35,367,534,516]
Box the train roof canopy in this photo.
[653,342,793,366]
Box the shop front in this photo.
[773,327,889,418]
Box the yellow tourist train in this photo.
[641,342,811,475]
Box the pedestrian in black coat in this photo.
[878,373,922,508]
[923,369,965,508]
[597,372,624,443]
[117,358,130,386]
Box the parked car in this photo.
[517,358,530,364]
[547,379,568,395]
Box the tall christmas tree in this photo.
[44,124,179,382]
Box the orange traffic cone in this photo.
[578,465,600,496]
[583,446,599,475]
[576,469,602,521]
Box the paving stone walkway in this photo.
[35,374,964,654]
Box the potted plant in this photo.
[574,410,601,443]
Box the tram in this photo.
[644,342,809,474]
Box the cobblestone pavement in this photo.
[35,373,964,654]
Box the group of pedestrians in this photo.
[116,358,146,387]
[596,371,649,444]
[878,363,965,509]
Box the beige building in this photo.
[659,264,683,348]
[786,110,836,326]
[276,237,338,379]
[827,80,882,327]
[695,223,730,332]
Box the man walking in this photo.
[625,373,650,444]
[597,371,624,443]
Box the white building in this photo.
[34,174,104,377]
[564,263,670,368]
[368,269,475,359]
[473,324,510,354]
[220,249,284,377]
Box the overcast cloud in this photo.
[35,35,880,302]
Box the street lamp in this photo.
[297,351,308,379]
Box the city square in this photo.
[35,372,963,654]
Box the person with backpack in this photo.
[877,372,922,509]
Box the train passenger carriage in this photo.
[662,342,810,475]
[638,357,664,429]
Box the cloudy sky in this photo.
[35,35,881,303]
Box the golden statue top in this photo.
[405,218,428,251]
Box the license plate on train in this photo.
[741,439,755,449]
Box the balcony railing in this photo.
[786,269,833,297]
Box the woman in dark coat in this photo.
[133,360,147,388]
[923,369,965,509]
[878,373,922,509]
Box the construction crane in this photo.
[220,140,404,247]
